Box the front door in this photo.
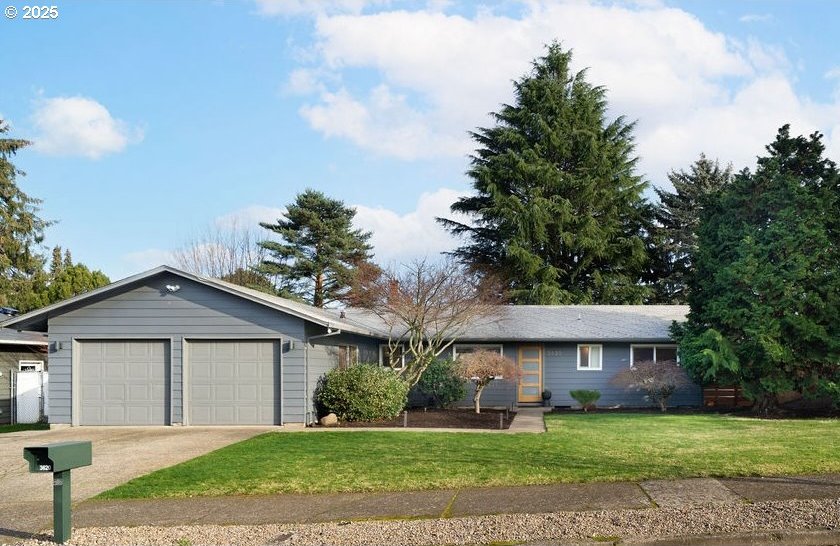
[518,345,542,403]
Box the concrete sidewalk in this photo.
[62,473,840,529]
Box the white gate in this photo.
[14,370,49,424]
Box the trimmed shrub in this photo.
[569,389,601,412]
[417,359,466,408]
[316,363,409,421]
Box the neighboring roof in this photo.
[0,265,383,337]
[0,329,48,346]
[340,305,687,343]
[0,265,687,342]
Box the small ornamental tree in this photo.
[611,360,689,412]
[456,350,520,413]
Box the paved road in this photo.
[0,426,274,543]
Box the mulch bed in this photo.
[334,408,516,430]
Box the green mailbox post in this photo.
[23,441,92,544]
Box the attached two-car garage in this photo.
[78,339,280,426]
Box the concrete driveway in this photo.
[0,426,275,543]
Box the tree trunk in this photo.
[473,383,485,414]
[314,272,324,308]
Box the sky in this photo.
[2,0,839,280]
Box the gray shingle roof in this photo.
[338,305,687,342]
[0,329,48,345]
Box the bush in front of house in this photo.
[316,363,409,421]
[610,360,689,412]
[569,389,601,412]
[417,359,466,409]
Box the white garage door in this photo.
[79,340,169,425]
[187,340,280,425]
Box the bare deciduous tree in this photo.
[360,259,500,387]
[456,350,521,413]
[610,360,690,412]
[173,221,273,292]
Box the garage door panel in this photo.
[79,340,169,425]
[188,340,279,425]
[104,384,125,401]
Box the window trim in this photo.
[576,344,603,371]
[630,344,679,366]
[337,345,359,369]
[379,344,406,369]
[18,360,44,372]
[452,344,504,359]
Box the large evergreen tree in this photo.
[258,189,374,307]
[677,126,840,411]
[650,155,732,303]
[439,44,651,304]
[0,119,51,312]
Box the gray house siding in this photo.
[47,273,309,425]
[543,342,701,408]
[449,342,701,410]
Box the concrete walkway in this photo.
[507,406,550,432]
[42,473,840,532]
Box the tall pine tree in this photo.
[651,155,732,303]
[677,126,840,411]
[258,189,374,307]
[439,44,651,304]
[0,119,51,312]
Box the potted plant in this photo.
[541,389,552,407]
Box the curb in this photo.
[521,528,840,546]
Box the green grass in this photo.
[0,422,50,434]
[99,413,840,499]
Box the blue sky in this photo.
[2,0,838,280]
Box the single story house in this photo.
[0,265,699,426]
[0,329,49,424]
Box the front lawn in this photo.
[0,423,50,434]
[99,413,840,499]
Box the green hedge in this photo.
[417,359,466,408]
[317,364,409,421]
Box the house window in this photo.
[452,344,504,359]
[337,346,358,370]
[631,345,679,365]
[379,344,406,369]
[577,344,602,371]
[18,360,44,372]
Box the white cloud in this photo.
[215,205,286,230]
[212,189,465,265]
[254,0,388,17]
[284,1,840,182]
[121,248,175,272]
[32,96,142,159]
[352,187,465,264]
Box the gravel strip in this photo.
[19,498,840,546]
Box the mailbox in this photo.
[23,441,92,544]
[24,441,92,473]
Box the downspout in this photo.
[304,326,342,425]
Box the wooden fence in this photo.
[703,384,753,408]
